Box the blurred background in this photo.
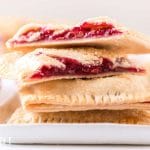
[0,0,150,33]
[0,0,149,52]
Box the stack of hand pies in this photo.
[1,17,150,124]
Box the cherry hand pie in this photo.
[19,75,150,112]
[6,17,150,54]
[0,48,148,86]
[8,108,150,124]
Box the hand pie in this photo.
[6,17,150,54]
[0,52,23,79]
[0,48,147,85]
[8,108,150,124]
[19,75,150,112]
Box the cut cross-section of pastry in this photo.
[20,75,150,112]
[0,48,147,85]
[6,17,150,54]
[8,108,150,124]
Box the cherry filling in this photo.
[13,22,122,44]
[16,28,55,43]
[30,56,144,79]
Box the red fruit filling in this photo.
[30,56,144,79]
[13,22,122,44]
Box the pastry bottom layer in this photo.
[8,108,150,124]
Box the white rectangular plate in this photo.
[0,123,150,145]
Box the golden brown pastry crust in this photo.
[19,75,150,112]
[6,17,150,54]
[7,108,150,124]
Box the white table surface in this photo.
[1,144,150,150]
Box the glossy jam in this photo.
[30,56,144,79]
[17,28,54,43]
[52,22,122,40]
[14,22,122,43]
